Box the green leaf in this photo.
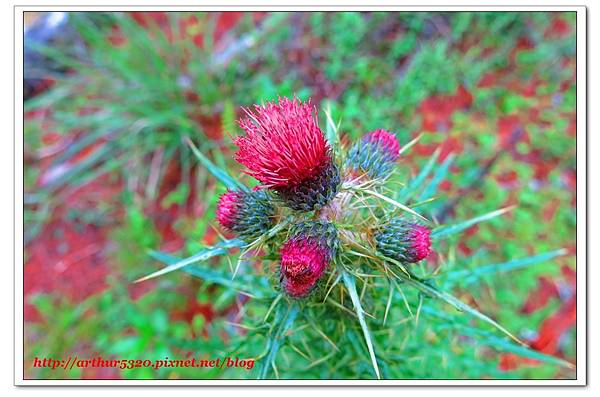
[185,137,248,192]
[138,239,245,282]
[342,271,381,379]
[432,206,515,240]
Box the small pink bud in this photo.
[216,190,242,230]
[375,219,432,263]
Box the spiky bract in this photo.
[216,189,275,242]
[274,159,341,211]
[374,218,432,263]
[346,129,401,179]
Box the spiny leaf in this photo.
[185,136,248,192]
[431,206,515,240]
[147,249,268,298]
[258,300,300,379]
[398,132,423,156]
[342,271,381,379]
[423,306,575,369]
[457,324,575,369]
[139,239,245,283]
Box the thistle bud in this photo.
[234,97,340,211]
[216,189,275,242]
[280,221,339,298]
[375,218,432,263]
[346,129,400,179]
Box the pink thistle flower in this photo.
[375,219,432,263]
[234,97,341,211]
[235,97,329,187]
[279,221,339,298]
[280,238,330,298]
[406,224,432,262]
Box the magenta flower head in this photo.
[216,189,275,242]
[234,97,340,212]
[280,221,339,298]
[346,129,401,179]
[375,218,432,263]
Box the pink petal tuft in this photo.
[216,190,242,230]
[410,225,432,262]
[280,237,330,297]
[234,97,330,187]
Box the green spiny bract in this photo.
[346,129,401,180]
[216,189,275,242]
[374,218,432,263]
[275,159,341,212]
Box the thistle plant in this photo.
[139,96,573,379]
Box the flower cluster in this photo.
[215,96,433,298]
